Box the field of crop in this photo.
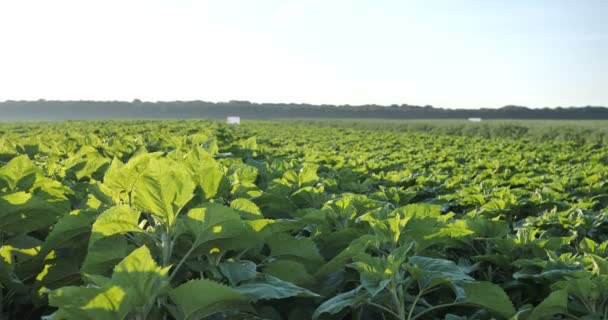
[0,120,607,320]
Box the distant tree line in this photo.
[0,100,607,120]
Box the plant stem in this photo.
[169,242,198,281]
[367,301,402,320]
[389,275,406,320]
[407,291,423,320]
[160,228,173,267]
[562,312,581,320]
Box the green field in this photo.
[1,120,607,319]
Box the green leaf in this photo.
[43,210,98,254]
[34,258,83,301]
[312,287,368,320]
[298,164,319,187]
[393,203,443,219]
[316,235,375,277]
[191,163,227,200]
[132,158,195,227]
[527,289,568,320]
[239,136,258,151]
[50,246,169,320]
[425,220,475,240]
[350,254,395,297]
[103,152,162,195]
[236,274,320,301]
[0,234,42,265]
[267,233,324,268]
[262,259,316,288]
[89,205,141,248]
[360,214,408,244]
[0,191,70,233]
[587,254,608,275]
[0,154,40,191]
[291,186,328,208]
[65,150,110,181]
[230,198,263,218]
[219,260,258,286]
[0,234,43,282]
[170,279,252,320]
[407,256,474,292]
[86,181,118,208]
[82,236,134,276]
[49,285,132,320]
[110,246,171,308]
[462,282,516,319]
[228,163,258,185]
[176,203,245,248]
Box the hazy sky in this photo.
[0,0,606,108]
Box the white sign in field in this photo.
[468,117,482,122]
[226,116,241,125]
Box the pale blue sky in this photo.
[0,0,606,108]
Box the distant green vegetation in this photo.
[280,119,608,144]
[1,100,608,120]
[0,120,607,319]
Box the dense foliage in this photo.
[289,120,608,145]
[0,120,607,320]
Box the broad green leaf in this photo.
[65,150,110,181]
[34,257,82,301]
[360,214,409,244]
[350,254,396,297]
[262,259,316,288]
[587,254,608,275]
[239,136,258,151]
[89,205,141,248]
[312,287,368,320]
[527,289,568,320]
[48,285,132,320]
[462,282,516,319]
[170,279,252,320]
[245,218,303,241]
[393,203,443,219]
[191,163,227,200]
[0,234,42,282]
[176,203,245,247]
[230,198,263,218]
[316,235,375,277]
[0,154,39,191]
[252,193,297,219]
[103,152,162,195]
[236,274,320,301]
[291,186,328,208]
[50,246,169,319]
[43,210,98,254]
[0,234,42,265]
[407,256,474,292]
[228,163,258,185]
[267,233,324,268]
[426,220,475,240]
[132,158,195,227]
[110,246,171,308]
[298,164,319,187]
[0,191,70,233]
[82,236,134,276]
[85,182,118,209]
[219,260,258,286]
